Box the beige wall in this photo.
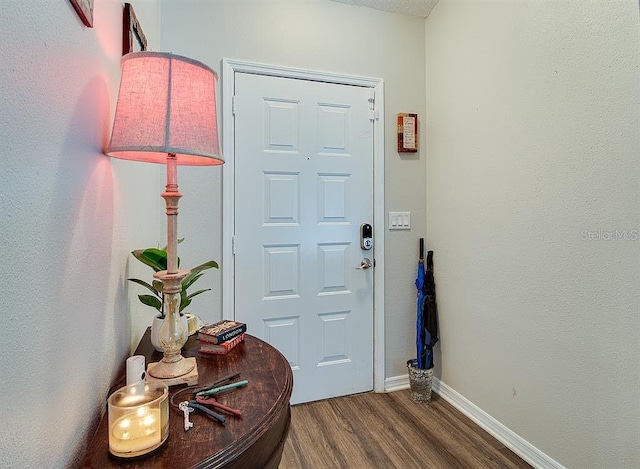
[426,1,639,467]
[158,0,428,379]
[0,0,161,467]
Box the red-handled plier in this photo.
[195,395,242,417]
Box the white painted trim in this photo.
[372,79,385,394]
[384,375,564,469]
[221,58,386,394]
[221,59,236,322]
[221,59,382,88]
[384,374,409,393]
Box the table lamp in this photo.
[107,52,224,382]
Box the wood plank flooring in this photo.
[279,390,531,469]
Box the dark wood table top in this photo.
[83,330,293,468]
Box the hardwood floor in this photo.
[279,390,531,469]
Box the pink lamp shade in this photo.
[106,52,223,166]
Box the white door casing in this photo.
[221,60,385,401]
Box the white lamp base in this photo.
[146,358,198,386]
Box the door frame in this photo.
[221,58,385,394]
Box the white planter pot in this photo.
[150,315,189,352]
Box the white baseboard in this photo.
[384,374,565,469]
[384,373,410,393]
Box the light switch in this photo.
[389,212,411,230]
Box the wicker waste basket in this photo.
[407,359,433,403]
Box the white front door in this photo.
[233,72,374,404]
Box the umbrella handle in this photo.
[419,238,424,261]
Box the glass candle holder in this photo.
[108,382,169,459]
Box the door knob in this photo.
[356,258,372,270]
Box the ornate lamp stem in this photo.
[164,154,181,274]
[148,153,194,379]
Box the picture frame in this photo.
[123,3,148,56]
[397,113,418,153]
[69,0,94,28]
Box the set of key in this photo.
[178,400,227,431]
[176,373,247,431]
[178,402,194,431]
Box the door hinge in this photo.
[232,95,236,115]
[367,89,377,121]
[232,236,236,255]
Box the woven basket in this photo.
[407,359,433,403]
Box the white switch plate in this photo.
[389,211,411,230]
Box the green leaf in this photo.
[182,272,203,291]
[161,238,184,250]
[152,280,164,294]
[179,290,191,313]
[138,294,162,313]
[182,260,218,287]
[186,288,211,301]
[141,248,168,271]
[128,278,162,298]
[191,260,219,273]
[132,248,166,272]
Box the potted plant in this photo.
[128,240,218,351]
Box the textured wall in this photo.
[0,1,160,466]
[159,0,427,379]
[329,0,439,18]
[426,1,639,467]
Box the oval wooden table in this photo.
[83,330,293,469]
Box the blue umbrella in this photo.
[415,239,427,369]
[415,239,439,370]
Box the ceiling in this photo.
[328,0,440,18]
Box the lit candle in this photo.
[108,382,168,459]
[110,407,161,453]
